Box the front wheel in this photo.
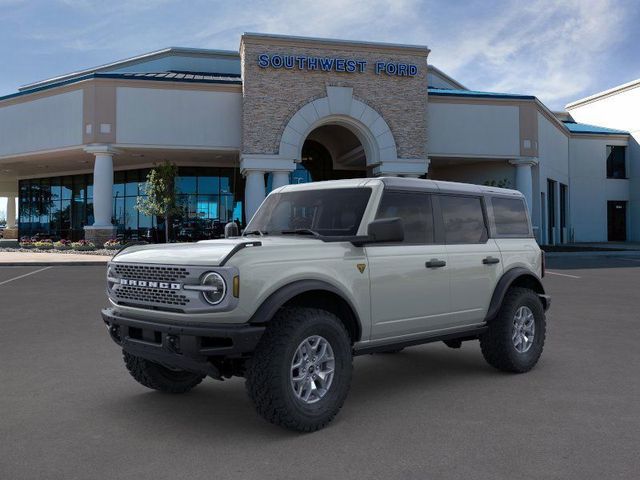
[245,307,353,432]
[123,351,205,393]
[479,287,546,373]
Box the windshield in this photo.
[245,187,372,237]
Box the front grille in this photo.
[115,285,190,307]
[114,264,189,282]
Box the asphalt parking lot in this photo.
[1,257,639,480]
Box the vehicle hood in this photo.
[111,236,325,266]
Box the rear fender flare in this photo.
[485,268,546,322]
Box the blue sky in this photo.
[1,0,640,217]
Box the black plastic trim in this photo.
[102,308,265,358]
[354,326,487,355]
[484,268,548,322]
[219,241,262,266]
[248,279,363,340]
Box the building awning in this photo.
[562,121,629,135]
[428,87,535,100]
[0,71,242,103]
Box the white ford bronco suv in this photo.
[102,177,550,432]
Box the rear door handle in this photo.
[426,259,447,268]
[482,256,500,265]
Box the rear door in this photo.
[438,194,502,326]
[366,190,452,340]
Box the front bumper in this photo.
[101,308,265,377]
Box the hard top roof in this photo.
[276,177,523,197]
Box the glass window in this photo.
[606,146,626,179]
[491,197,530,236]
[125,170,139,196]
[176,174,197,194]
[247,188,371,237]
[376,191,434,244]
[198,175,220,195]
[125,196,138,231]
[113,171,125,198]
[61,177,73,200]
[440,195,487,244]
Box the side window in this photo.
[491,197,530,236]
[440,195,487,244]
[375,191,434,244]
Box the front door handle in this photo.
[482,256,500,265]
[426,259,447,268]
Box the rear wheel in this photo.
[246,307,353,432]
[123,351,205,393]
[480,287,546,373]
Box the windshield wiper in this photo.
[243,229,267,236]
[280,228,321,238]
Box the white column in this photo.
[6,195,16,229]
[89,150,115,227]
[271,171,290,190]
[244,170,266,222]
[510,158,538,216]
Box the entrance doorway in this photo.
[607,201,627,241]
[296,124,368,183]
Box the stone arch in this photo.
[278,86,398,167]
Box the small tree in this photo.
[483,178,512,189]
[136,161,181,243]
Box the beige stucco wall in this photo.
[0,90,83,157]
[116,87,243,148]
[240,36,428,160]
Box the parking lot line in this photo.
[0,266,52,287]
[545,270,581,279]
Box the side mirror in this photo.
[362,217,404,244]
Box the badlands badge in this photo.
[356,263,367,274]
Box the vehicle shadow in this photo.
[102,345,496,438]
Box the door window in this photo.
[440,195,487,244]
[375,191,434,244]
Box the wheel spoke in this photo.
[290,335,336,405]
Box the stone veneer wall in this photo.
[240,36,429,160]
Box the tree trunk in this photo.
[164,211,170,243]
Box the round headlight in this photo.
[201,272,226,305]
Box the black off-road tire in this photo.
[245,307,353,432]
[123,351,205,393]
[480,287,546,373]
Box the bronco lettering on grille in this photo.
[119,279,181,290]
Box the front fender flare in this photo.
[248,279,363,339]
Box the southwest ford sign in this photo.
[258,53,418,77]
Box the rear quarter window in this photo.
[491,197,530,236]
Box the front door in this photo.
[366,191,452,340]
[608,201,627,241]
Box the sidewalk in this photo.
[0,251,112,266]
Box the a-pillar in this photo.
[509,158,538,217]
[84,145,118,245]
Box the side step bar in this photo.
[353,326,488,356]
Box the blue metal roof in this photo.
[0,71,242,102]
[428,87,535,100]
[562,121,628,135]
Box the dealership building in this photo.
[0,33,637,244]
